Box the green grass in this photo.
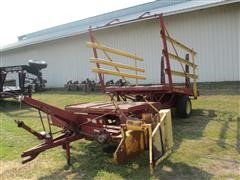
[1,85,240,179]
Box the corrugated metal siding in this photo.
[93,19,161,85]
[1,4,239,87]
[165,3,239,82]
[1,35,94,87]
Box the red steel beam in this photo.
[88,28,105,92]
[159,14,173,89]
[22,96,82,127]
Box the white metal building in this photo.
[1,0,239,87]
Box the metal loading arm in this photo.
[21,133,83,164]
[21,96,82,126]
[15,120,47,140]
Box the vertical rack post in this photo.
[160,56,165,85]
[159,14,173,89]
[192,51,197,99]
[185,54,190,87]
[88,28,105,92]
[135,54,138,85]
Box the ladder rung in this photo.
[87,42,143,61]
[92,68,146,80]
[90,58,145,72]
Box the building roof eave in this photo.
[1,0,238,52]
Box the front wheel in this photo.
[176,96,192,118]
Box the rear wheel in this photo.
[176,96,192,118]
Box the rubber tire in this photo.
[176,96,192,118]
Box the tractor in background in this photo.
[0,60,47,98]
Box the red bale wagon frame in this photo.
[87,14,199,118]
[3,14,198,174]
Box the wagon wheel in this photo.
[176,95,192,118]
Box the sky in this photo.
[0,0,153,47]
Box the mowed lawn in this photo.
[0,83,239,180]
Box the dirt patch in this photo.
[0,160,28,180]
[0,159,63,180]
[201,158,240,176]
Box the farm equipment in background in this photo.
[64,78,131,92]
[7,14,198,174]
[64,78,100,92]
[0,60,47,98]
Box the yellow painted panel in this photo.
[154,109,173,167]
[192,53,198,98]
[160,109,173,149]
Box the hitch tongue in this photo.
[15,120,46,140]
[21,153,40,164]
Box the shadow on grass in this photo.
[203,110,240,153]
[172,109,216,150]
[39,142,213,180]
[174,109,240,152]
[0,99,40,120]
[38,109,219,179]
[0,99,31,112]
[2,96,237,179]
